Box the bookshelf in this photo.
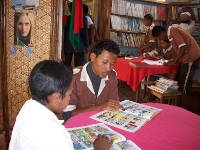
[109,0,168,56]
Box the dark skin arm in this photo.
[93,134,113,150]
[71,99,122,116]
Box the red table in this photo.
[114,57,178,91]
[65,103,200,150]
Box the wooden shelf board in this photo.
[119,45,138,49]
[169,1,192,6]
[110,29,145,34]
[139,0,169,5]
[111,13,167,22]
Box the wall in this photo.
[5,0,58,128]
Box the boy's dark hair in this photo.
[83,4,89,14]
[91,39,120,57]
[29,60,73,104]
[152,25,166,37]
[144,14,153,22]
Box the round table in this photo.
[65,103,200,150]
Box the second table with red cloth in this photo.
[114,56,178,91]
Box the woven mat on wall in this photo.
[6,0,53,127]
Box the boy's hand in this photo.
[97,99,122,111]
[93,134,113,150]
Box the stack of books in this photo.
[148,77,179,94]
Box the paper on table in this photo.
[63,105,76,112]
[142,59,168,65]
[110,140,141,150]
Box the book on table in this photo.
[66,123,141,150]
[90,100,162,132]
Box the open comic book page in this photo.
[120,100,162,120]
[66,123,126,150]
[111,140,141,150]
[90,110,147,132]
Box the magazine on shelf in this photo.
[66,123,141,150]
[90,100,162,132]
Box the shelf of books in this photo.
[110,0,168,56]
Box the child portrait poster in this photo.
[14,12,34,47]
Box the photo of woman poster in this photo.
[14,12,34,47]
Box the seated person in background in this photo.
[138,14,157,55]
[62,39,122,120]
[9,60,113,150]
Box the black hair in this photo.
[91,39,120,57]
[144,14,153,22]
[29,60,73,104]
[152,25,166,37]
[83,4,89,14]
[68,2,72,12]
[164,39,170,43]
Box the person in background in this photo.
[178,12,195,34]
[138,14,157,56]
[83,4,95,49]
[83,4,96,62]
[63,2,89,67]
[14,12,34,47]
[62,39,122,120]
[152,25,200,95]
[172,11,195,34]
[9,60,113,150]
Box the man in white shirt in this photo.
[83,4,95,48]
[9,60,113,150]
[83,4,96,62]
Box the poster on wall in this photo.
[14,12,34,47]
[12,0,39,10]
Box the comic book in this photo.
[120,100,162,120]
[90,100,161,132]
[110,140,141,150]
[66,123,141,150]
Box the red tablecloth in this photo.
[114,57,178,91]
[65,103,200,150]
